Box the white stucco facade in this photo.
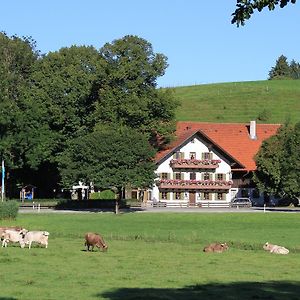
[150,135,236,206]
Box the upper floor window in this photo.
[202,152,213,160]
[216,173,225,181]
[203,172,211,181]
[173,151,184,159]
[189,152,196,159]
[190,172,196,180]
[160,173,169,180]
[174,172,183,180]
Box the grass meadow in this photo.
[1,212,300,300]
[173,79,300,124]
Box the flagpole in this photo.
[1,160,5,202]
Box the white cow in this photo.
[263,242,289,255]
[23,231,49,249]
[2,229,27,248]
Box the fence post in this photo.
[32,201,35,210]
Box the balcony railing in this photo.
[170,159,221,169]
[158,179,232,190]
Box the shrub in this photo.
[0,200,19,220]
[89,190,115,200]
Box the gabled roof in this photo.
[155,121,281,171]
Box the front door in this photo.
[189,191,196,206]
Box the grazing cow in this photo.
[23,231,50,249]
[84,232,108,252]
[263,242,289,255]
[2,229,27,248]
[203,242,229,253]
[0,226,23,239]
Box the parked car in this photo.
[230,197,252,208]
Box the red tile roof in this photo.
[155,121,281,171]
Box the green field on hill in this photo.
[173,80,300,124]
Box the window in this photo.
[161,192,168,200]
[174,172,182,180]
[203,192,210,200]
[203,172,211,180]
[173,151,184,159]
[216,173,225,181]
[175,192,182,200]
[161,173,168,180]
[190,172,196,180]
[217,193,225,200]
[189,152,196,159]
[202,152,213,160]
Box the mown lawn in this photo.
[173,79,300,124]
[0,212,300,300]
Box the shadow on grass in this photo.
[97,281,300,300]
[0,297,18,300]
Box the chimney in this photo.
[249,120,257,140]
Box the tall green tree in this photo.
[268,55,291,80]
[289,59,300,79]
[232,0,297,26]
[58,125,156,212]
[95,35,178,148]
[0,32,39,168]
[254,122,300,203]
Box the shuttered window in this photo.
[174,192,183,200]
[160,173,169,180]
[216,192,226,200]
[173,151,185,159]
[202,172,212,180]
[216,173,225,180]
[190,172,196,180]
[202,152,213,160]
[160,192,170,200]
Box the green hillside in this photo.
[173,80,300,124]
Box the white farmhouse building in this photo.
[147,121,280,207]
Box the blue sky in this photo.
[0,1,299,87]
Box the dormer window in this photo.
[189,152,196,159]
[173,151,184,159]
[202,152,213,160]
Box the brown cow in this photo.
[84,232,108,252]
[203,242,229,253]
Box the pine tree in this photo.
[268,55,291,80]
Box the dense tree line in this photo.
[0,32,178,198]
[254,122,300,204]
[268,55,300,80]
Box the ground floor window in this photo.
[216,192,226,200]
[175,192,183,200]
[161,192,168,200]
[203,192,210,200]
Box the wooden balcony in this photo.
[158,179,232,190]
[170,159,221,169]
